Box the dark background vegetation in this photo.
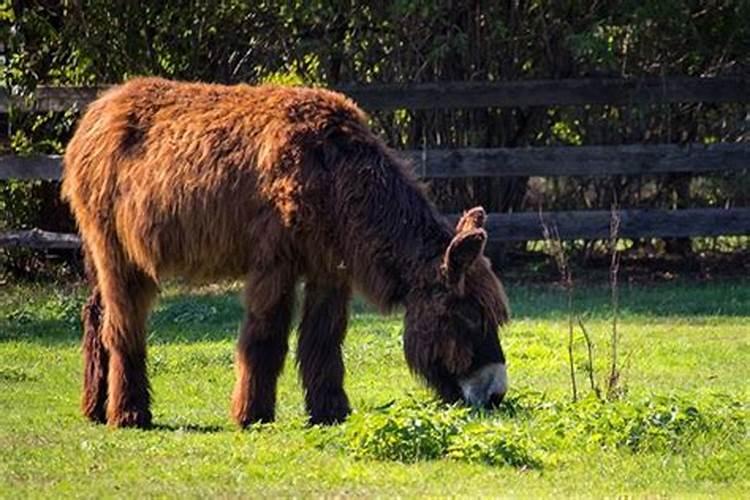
[1,1,749,279]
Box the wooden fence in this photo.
[1,77,749,249]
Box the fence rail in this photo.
[4,208,748,249]
[0,229,81,249]
[2,142,748,181]
[1,77,749,113]
[0,155,62,180]
[1,77,749,249]
[485,208,750,242]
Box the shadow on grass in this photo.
[2,279,748,346]
[509,279,750,319]
[150,422,225,434]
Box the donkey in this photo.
[62,77,510,428]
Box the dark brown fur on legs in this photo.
[232,271,296,427]
[81,286,108,423]
[81,248,108,423]
[100,265,158,428]
[298,282,351,425]
[106,345,151,427]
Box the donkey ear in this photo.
[456,206,486,233]
[441,229,487,287]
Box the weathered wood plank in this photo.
[2,208,748,249]
[2,77,748,113]
[0,229,81,249]
[0,155,62,180]
[341,77,750,110]
[0,86,106,113]
[2,143,747,181]
[481,208,750,241]
[404,143,750,178]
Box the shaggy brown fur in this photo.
[62,77,509,428]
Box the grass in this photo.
[1,278,748,497]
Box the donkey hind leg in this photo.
[81,247,109,423]
[97,265,158,428]
[298,281,352,425]
[81,285,108,423]
[232,272,296,427]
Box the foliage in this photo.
[0,180,38,231]
[333,392,746,470]
[445,420,542,469]
[344,399,470,462]
[2,2,749,223]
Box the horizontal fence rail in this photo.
[0,155,62,180]
[0,229,81,249]
[404,143,750,178]
[1,77,749,113]
[483,208,750,242]
[2,143,748,181]
[3,208,748,249]
[342,77,750,110]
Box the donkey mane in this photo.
[316,134,455,310]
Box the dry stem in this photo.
[607,205,623,399]
[539,208,577,402]
[577,316,602,400]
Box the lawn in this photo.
[1,278,748,497]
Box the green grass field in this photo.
[1,279,748,497]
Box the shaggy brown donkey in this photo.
[62,78,510,428]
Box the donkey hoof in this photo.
[82,405,107,425]
[235,414,275,429]
[308,393,351,425]
[81,394,108,424]
[108,409,152,429]
[233,405,276,429]
[309,411,350,426]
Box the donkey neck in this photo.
[338,179,454,311]
[317,134,454,311]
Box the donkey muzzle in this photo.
[459,362,508,408]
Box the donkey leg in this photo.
[81,286,108,423]
[298,281,352,425]
[232,270,296,427]
[97,266,158,428]
[80,246,110,423]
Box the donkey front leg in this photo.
[232,270,296,427]
[99,268,158,428]
[298,281,351,425]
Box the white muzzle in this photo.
[459,362,508,407]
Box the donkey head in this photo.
[404,206,510,408]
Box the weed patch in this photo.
[330,393,746,469]
[343,400,470,462]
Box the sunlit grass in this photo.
[1,279,748,497]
